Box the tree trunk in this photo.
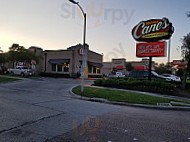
[182,61,190,90]
[182,69,188,90]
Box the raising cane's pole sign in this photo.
[132,17,174,42]
[136,41,167,57]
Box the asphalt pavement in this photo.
[0,77,190,142]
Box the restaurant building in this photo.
[102,58,155,76]
[29,45,155,78]
[29,44,103,78]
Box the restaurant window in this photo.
[93,66,96,74]
[63,63,69,72]
[52,64,56,72]
[97,67,101,74]
[88,65,92,73]
[57,64,63,72]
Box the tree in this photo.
[0,53,7,64]
[0,49,8,67]
[7,44,40,67]
[125,63,134,72]
[154,63,171,75]
[112,67,118,73]
[9,44,24,52]
[181,33,190,89]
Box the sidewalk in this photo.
[76,78,98,81]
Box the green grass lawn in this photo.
[73,86,190,106]
[187,80,190,83]
[5,75,39,80]
[0,76,20,83]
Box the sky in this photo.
[0,0,189,63]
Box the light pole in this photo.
[68,0,87,93]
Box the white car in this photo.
[8,66,33,77]
[108,72,125,78]
[161,74,181,82]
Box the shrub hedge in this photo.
[186,82,190,89]
[88,75,103,78]
[94,78,176,94]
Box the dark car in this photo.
[128,70,162,79]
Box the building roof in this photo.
[44,49,69,52]
[28,46,43,50]
[112,58,126,60]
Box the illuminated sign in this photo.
[132,18,174,42]
[116,66,123,70]
[172,60,188,65]
[136,41,167,57]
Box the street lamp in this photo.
[68,0,87,93]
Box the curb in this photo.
[69,86,190,111]
[76,78,98,81]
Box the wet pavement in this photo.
[0,77,190,142]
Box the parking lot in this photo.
[0,77,190,142]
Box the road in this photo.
[0,77,190,142]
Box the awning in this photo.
[49,59,70,64]
[88,61,103,67]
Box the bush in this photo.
[94,79,102,86]
[186,82,190,89]
[88,75,103,78]
[93,78,176,94]
[40,72,70,78]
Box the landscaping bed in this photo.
[93,78,190,98]
[72,86,190,106]
[94,78,175,94]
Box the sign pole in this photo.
[168,38,171,72]
[148,57,152,81]
[132,17,174,80]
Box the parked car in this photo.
[128,70,162,79]
[161,74,181,82]
[187,76,190,80]
[108,72,125,78]
[8,66,33,77]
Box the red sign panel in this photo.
[116,66,123,70]
[136,41,167,57]
[132,18,174,42]
[134,66,147,70]
[31,60,36,65]
[172,60,188,65]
